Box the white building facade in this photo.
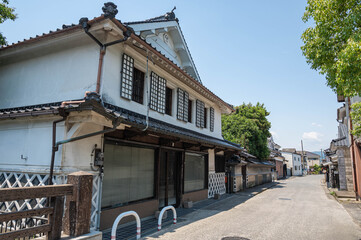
[281,151,302,176]
[0,5,236,230]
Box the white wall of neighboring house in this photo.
[281,151,302,176]
[0,117,64,172]
[292,154,302,176]
[0,41,99,109]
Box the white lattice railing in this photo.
[0,171,101,230]
[208,172,226,198]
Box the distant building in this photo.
[296,151,320,170]
[268,136,285,179]
[281,149,302,176]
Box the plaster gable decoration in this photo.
[125,8,202,84]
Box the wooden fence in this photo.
[0,171,93,240]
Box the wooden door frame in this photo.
[158,148,183,208]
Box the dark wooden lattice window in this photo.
[184,91,189,121]
[177,88,189,122]
[165,87,172,116]
[204,107,208,128]
[120,54,134,99]
[188,99,193,123]
[196,100,205,128]
[150,72,159,111]
[177,88,184,120]
[150,72,166,113]
[158,77,166,114]
[210,107,215,132]
[132,68,144,104]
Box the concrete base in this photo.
[335,191,356,199]
[183,201,193,208]
[214,194,221,200]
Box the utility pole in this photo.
[320,148,323,164]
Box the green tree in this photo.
[301,0,361,137]
[313,164,321,174]
[0,0,16,45]
[222,103,271,160]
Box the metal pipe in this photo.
[82,26,129,95]
[96,47,106,94]
[55,126,117,147]
[49,116,67,185]
[142,53,150,131]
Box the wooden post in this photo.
[47,196,64,240]
[63,171,93,237]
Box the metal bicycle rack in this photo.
[111,211,141,239]
[158,205,177,231]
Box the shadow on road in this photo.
[145,181,283,239]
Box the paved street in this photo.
[146,175,361,240]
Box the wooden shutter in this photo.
[210,107,215,132]
[120,54,134,99]
[196,100,205,128]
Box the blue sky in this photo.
[1,0,340,151]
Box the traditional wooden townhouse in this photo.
[268,136,285,179]
[0,3,239,230]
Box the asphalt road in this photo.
[145,175,361,240]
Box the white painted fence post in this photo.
[157,206,177,231]
[111,211,141,240]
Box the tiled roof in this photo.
[331,136,348,147]
[124,8,178,25]
[0,16,103,50]
[245,158,275,167]
[0,102,62,119]
[103,102,241,150]
[0,101,240,151]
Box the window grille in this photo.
[120,54,134,99]
[196,100,205,128]
[177,88,189,122]
[150,72,159,111]
[210,107,215,132]
[150,72,166,113]
[184,91,189,121]
[158,77,166,114]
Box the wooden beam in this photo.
[0,184,73,202]
[0,224,51,240]
[0,207,53,222]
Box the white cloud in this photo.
[302,131,323,142]
[311,122,323,127]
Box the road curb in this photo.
[321,181,361,228]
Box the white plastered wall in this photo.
[0,42,99,109]
[0,117,64,173]
[101,44,224,139]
